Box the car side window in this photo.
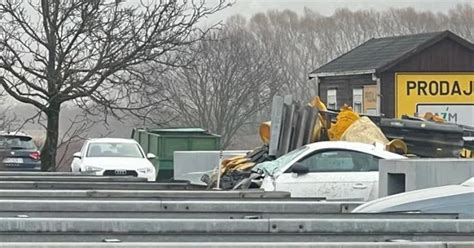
[295,150,380,172]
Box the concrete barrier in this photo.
[0,218,472,242]
[0,218,472,234]
[2,233,473,242]
[160,200,360,213]
[0,181,206,190]
[0,211,459,219]
[0,176,146,182]
[269,219,474,233]
[174,150,249,184]
[1,242,473,248]
[0,199,361,213]
[0,172,94,176]
[0,167,472,245]
[0,189,291,199]
[379,158,474,197]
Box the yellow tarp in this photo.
[259,121,271,144]
[328,105,360,141]
[309,96,327,142]
[340,116,388,144]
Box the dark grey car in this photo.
[0,132,41,171]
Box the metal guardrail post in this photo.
[214,150,223,190]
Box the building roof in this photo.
[310,31,474,77]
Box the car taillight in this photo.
[29,151,41,160]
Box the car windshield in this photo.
[86,142,144,158]
[0,136,36,150]
[253,146,309,175]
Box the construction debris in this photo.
[204,95,473,188]
[207,145,271,189]
[328,105,360,141]
[340,116,387,144]
[379,117,465,158]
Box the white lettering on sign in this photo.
[417,104,474,126]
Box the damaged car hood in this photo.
[252,146,309,176]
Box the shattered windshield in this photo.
[253,146,309,175]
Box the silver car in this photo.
[353,177,474,215]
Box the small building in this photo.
[309,31,474,126]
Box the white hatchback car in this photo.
[255,141,406,201]
[71,138,157,181]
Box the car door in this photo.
[273,149,380,201]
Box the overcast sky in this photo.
[205,0,471,23]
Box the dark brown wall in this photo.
[380,37,474,117]
[319,74,375,110]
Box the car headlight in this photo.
[84,165,103,172]
[137,167,153,174]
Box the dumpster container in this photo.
[131,128,220,181]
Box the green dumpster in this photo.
[131,128,220,181]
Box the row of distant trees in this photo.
[154,3,473,148]
[0,1,472,170]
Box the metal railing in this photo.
[0,171,471,246]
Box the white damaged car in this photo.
[71,138,157,181]
[254,141,406,201]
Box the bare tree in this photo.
[158,16,282,148]
[0,0,228,170]
[448,3,474,42]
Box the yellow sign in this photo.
[395,73,474,125]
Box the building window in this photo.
[353,88,363,113]
[327,89,337,110]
